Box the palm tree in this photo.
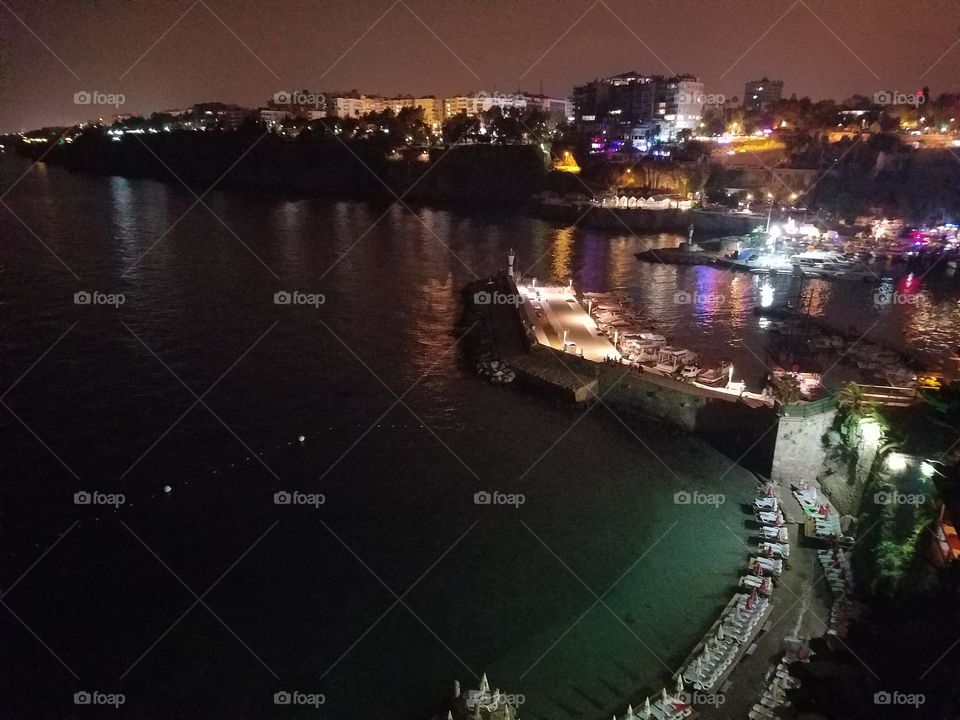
[770,374,803,404]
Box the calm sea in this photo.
[1,155,956,719]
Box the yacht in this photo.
[789,251,870,279]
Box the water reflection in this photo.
[550,226,574,281]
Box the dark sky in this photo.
[1,0,958,132]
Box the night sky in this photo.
[1,0,958,132]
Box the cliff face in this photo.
[17,131,547,206]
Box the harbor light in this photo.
[886,453,908,472]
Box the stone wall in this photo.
[534,348,779,474]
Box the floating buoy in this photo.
[163,485,172,494]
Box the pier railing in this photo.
[780,395,838,417]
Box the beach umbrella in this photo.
[696,656,703,678]
[747,588,757,609]
[767,484,775,497]
[661,688,668,704]
[717,624,725,641]
[643,697,651,718]
[676,674,684,696]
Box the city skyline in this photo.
[2,0,959,132]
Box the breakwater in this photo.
[461,274,779,473]
[535,203,765,237]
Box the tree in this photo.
[770,374,803,404]
[442,111,477,145]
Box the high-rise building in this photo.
[744,78,783,111]
[573,72,705,144]
[654,75,705,137]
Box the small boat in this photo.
[680,364,702,379]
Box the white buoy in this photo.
[163,485,172,494]
[298,435,306,443]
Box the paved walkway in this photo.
[516,283,620,362]
[699,485,833,719]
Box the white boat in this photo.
[789,251,871,279]
[680,364,702,379]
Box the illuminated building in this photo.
[573,72,706,144]
[744,78,783,111]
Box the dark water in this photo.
[0,156,955,719]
